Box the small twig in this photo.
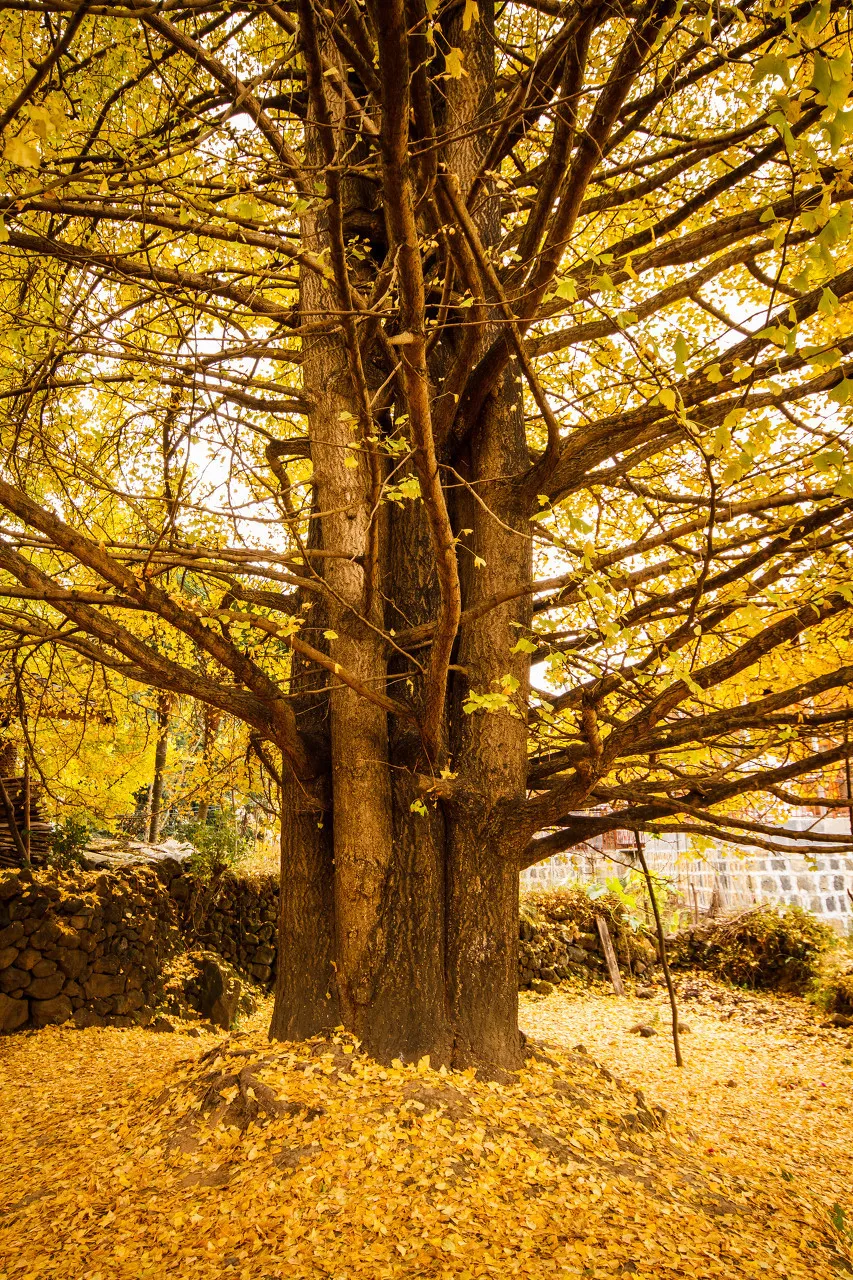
[634,830,682,1067]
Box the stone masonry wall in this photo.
[523,837,853,934]
[0,865,658,1034]
[0,866,177,1032]
[518,901,657,990]
[0,862,278,1033]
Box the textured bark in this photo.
[271,0,529,1068]
[446,364,531,1069]
[270,767,338,1040]
[148,693,171,843]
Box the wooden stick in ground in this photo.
[23,760,31,865]
[634,831,683,1067]
[0,775,30,867]
[595,915,624,995]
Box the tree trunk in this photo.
[270,0,529,1069]
[195,707,221,827]
[147,693,171,843]
[270,768,339,1040]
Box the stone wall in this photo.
[518,898,657,991]
[161,860,278,985]
[0,866,177,1032]
[523,826,853,935]
[1,867,661,1033]
[0,862,278,1033]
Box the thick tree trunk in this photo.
[270,0,529,1069]
[270,768,339,1040]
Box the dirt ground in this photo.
[0,976,850,1280]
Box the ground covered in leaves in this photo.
[1,977,851,1279]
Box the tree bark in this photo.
[195,707,221,827]
[270,0,529,1069]
[147,692,171,843]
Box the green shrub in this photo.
[48,815,91,870]
[176,809,251,880]
[672,905,837,992]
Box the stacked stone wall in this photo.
[0,862,279,1033]
[518,898,657,990]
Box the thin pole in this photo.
[23,760,31,866]
[634,831,683,1067]
[844,715,852,839]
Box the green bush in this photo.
[176,809,251,880]
[672,905,837,992]
[48,815,91,870]
[523,871,680,935]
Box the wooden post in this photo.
[23,761,31,866]
[840,721,845,839]
[634,831,683,1067]
[595,915,624,995]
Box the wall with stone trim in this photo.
[522,819,853,934]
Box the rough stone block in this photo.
[0,992,28,1031]
[0,875,23,901]
[72,1009,105,1029]
[31,995,73,1027]
[0,944,21,969]
[16,948,42,971]
[31,959,58,979]
[200,958,241,1030]
[27,972,66,1000]
[29,921,61,949]
[113,989,144,1015]
[0,967,30,992]
[253,945,276,966]
[0,921,24,949]
[85,972,125,999]
[58,949,89,980]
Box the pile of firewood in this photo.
[0,775,52,868]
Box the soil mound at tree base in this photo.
[1,988,851,1279]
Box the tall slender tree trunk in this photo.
[148,693,171,843]
[195,706,220,827]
